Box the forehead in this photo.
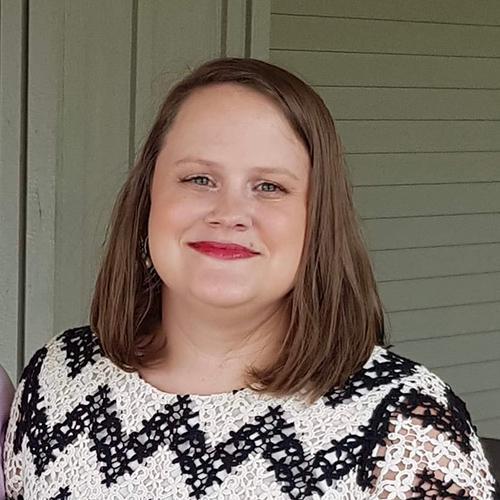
[179,82,281,116]
[162,83,309,169]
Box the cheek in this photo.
[148,198,188,261]
[260,203,307,253]
[150,193,201,233]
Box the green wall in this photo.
[0,0,269,382]
[270,0,500,438]
[1,0,498,438]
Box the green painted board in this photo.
[271,15,500,57]
[272,0,500,25]
[387,302,500,341]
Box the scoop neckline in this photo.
[125,366,257,401]
[110,343,384,402]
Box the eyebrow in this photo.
[173,157,300,181]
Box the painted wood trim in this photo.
[0,0,26,382]
[24,0,64,362]
[224,0,247,57]
[248,0,271,59]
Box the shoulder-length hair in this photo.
[90,56,389,404]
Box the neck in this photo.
[144,284,288,394]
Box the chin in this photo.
[190,285,256,307]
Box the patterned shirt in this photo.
[3,326,497,499]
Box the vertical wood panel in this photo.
[134,0,270,155]
[134,0,225,155]
[24,0,63,366]
[54,1,133,338]
[248,0,271,59]
[2,0,273,379]
[25,0,133,361]
[224,0,246,57]
[0,0,25,382]
[3,1,273,381]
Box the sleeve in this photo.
[367,386,498,499]
[2,385,23,500]
[0,366,16,500]
[2,346,48,500]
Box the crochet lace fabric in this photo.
[3,326,497,499]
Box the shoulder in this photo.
[324,344,480,452]
[11,325,105,428]
[19,324,104,384]
[369,345,471,423]
[350,347,498,497]
[318,345,496,496]
[363,344,457,400]
[6,326,105,454]
[326,344,452,407]
[352,347,480,454]
[2,326,107,495]
[367,345,474,426]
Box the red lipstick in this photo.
[188,241,259,260]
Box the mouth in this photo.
[187,241,260,260]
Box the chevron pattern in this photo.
[10,327,480,499]
[59,325,102,378]
[323,348,419,410]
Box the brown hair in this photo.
[90,56,390,404]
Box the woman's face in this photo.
[149,83,310,310]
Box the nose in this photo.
[204,188,253,230]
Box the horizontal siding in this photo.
[387,303,500,341]
[347,153,500,185]
[372,243,500,281]
[354,184,500,217]
[339,122,500,153]
[363,214,500,249]
[394,332,500,368]
[475,418,500,436]
[270,51,500,88]
[380,272,500,311]
[321,89,500,120]
[271,15,500,57]
[457,390,500,422]
[271,0,500,438]
[271,0,500,25]
[437,363,500,394]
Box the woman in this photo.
[3,57,497,498]
[0,365,15,500]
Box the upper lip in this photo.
[188,241,260,254]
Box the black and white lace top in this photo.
[3,326,497,499]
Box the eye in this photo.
[181,175,213,187]
[180,176,287,195]
[257,182,287,194]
